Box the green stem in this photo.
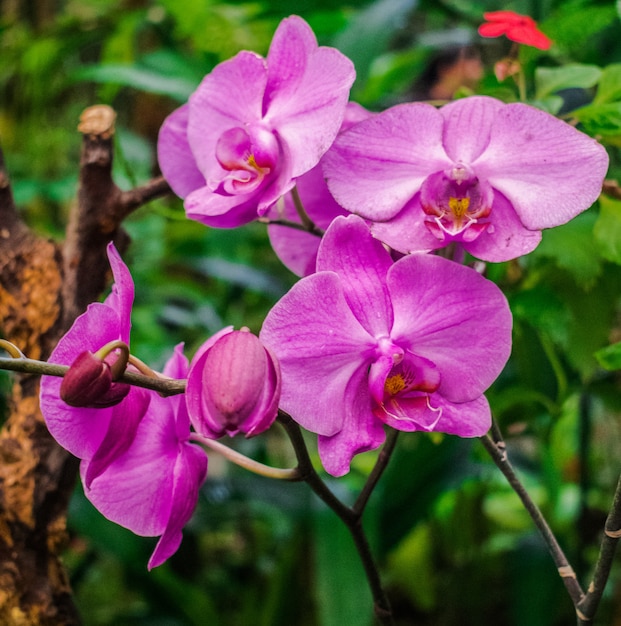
[539,332,568,406]
[93,340,129,380]
[516,67,527,102]
[290,185,317,233]
[277,411,353,520]
[190,432,300,481]
[0,354,186,396]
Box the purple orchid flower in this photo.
[260,215,513,476]
[157,15,355,229]
[322,96,608,262]
[186,327,281,438]
[267,102,371,276]
[83,344,208,569]
[40,243,149,483]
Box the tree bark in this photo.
[0,105,171,625]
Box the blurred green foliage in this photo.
[4,0,621,624]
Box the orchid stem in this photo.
[290,185,316,233]
[0,352,186,396]
[190,432,300,481]
[93,340,129,380]
[481,428,585,607]
[353,429,399,515]
[258,216,324,237]
[128,354,161,378]
[277,410,394,625]
[576,472,621,623]
[0,339,25,359]
[277,411,352,519]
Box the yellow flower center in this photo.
[449,196,470,218]
[384,373,407,396]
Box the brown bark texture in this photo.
[0,105,171,624]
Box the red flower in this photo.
[478,10,552,50]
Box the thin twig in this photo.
[0,355,186,396]
[353,429,399,515]
[190,432,300,481]
[277,411,395,625]
[481,431,585,607]
[576,473,621,623]
[290,186,316,232]
[277,411,353,521]
[258,216,324,236]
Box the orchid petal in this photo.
[264,17,355,177]
[187,51,266,175]
[377,395,441,432]
[184,185,261,228]
[464,191,541,262]
[474,103,608,230]
[317,367,385,477]
[83,387,150,488]
[261,272,375,436]
[431,394,492,437]
[41,305,125,458]
[317,216,394,336]
[157,104,205,198]
[148,441,208,569]
[82,399,179,537]
[104,243,134,342]
[388,254,512,402]
[83,384,207,566]
[370,195,444,254]
[323,103,451,221]
[440,96,504,164]
[263,15,317,113]
[368,355,395,405]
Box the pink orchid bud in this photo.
[60,351,130,408]
[186,329,281,438]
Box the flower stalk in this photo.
[481,425,585,607]
[278,410,395,625]
[0,342,185,396]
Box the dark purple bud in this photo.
[60,351,130,408]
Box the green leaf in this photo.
[375,435,475,554]
[594,195,621,264]
[333,0,418,94]
[572,102,621,137]
[535,64,601,100]
[71,63,198,101]
[595,341,621,370]
[557,266,621,379]
[529,95,564,115]
[313,506,373,626]
[594,64,621,104]
[544,3,617,56]
[531,211,602,287]
[386,523,436,610]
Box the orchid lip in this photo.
[377,394,443,431]
[210,125,279,196]
[420,164,494,243]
